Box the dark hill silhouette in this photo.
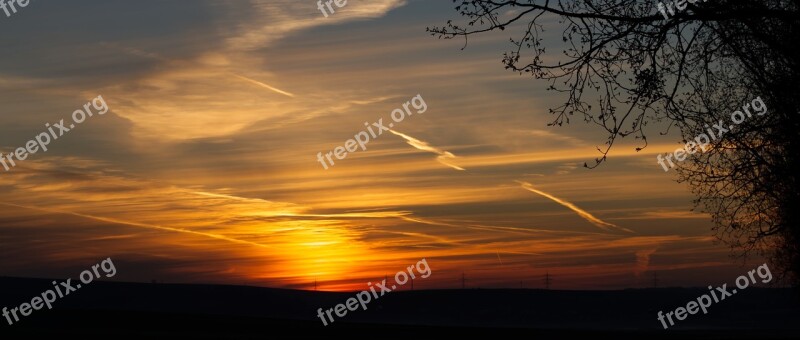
[1,277,799,339]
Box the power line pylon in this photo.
[544,272,553,290]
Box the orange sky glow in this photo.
[0,0,759,292]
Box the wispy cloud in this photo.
[516,181,633,233]
[389,130,465,171]
[224,0,408,51]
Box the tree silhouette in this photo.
[429,0,800,284]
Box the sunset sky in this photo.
[0,0,755,291]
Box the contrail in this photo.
[232,74,295,98]
[96,44,295,98]
[389,130,465,171]
[0,202,274,249]
[516,181,633,233]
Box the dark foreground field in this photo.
[1,277,799,339]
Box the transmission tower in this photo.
[543,272,553,289]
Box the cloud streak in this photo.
[389,130,465,171]
[0,201,275,249]
[516,181,633,233]
[232,74,295,98]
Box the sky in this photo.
[0,0,758,291]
